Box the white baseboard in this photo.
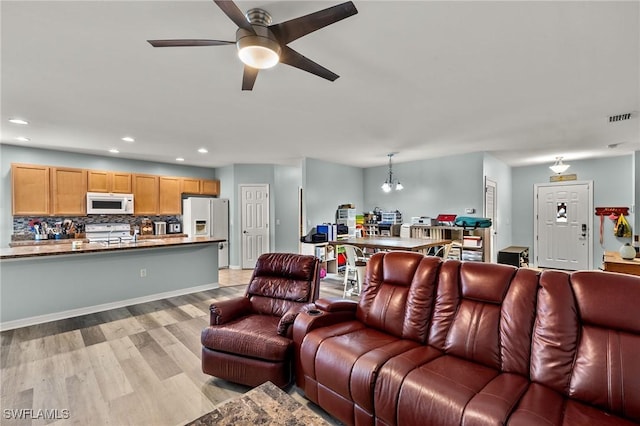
[229,265,242,270]
[0,282,220,331]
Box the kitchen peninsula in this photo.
[0,236,225,330]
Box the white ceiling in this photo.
[1,1,639,169]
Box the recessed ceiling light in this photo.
[15,136,30,142]
[9,118,29,125]
[109,148,120,154]
[176,157,185,162]
[121,136,135,143]
[198,148,208,154]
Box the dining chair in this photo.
[342,244,368,297]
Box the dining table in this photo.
[328,236,451,253]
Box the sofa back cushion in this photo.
[247,252,320,317]
[429,261,538,374]
[356,252,441,343]
[531,270,640,422]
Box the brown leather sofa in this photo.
[201,252,320,388]
[293,251,640,425]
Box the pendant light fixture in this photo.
[549,157,570,174]
[381,153,403,192]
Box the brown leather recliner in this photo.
[201,252,320,388]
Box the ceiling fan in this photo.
[148,1,358,91]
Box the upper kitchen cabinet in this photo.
[133,174,159,215]
[51,167,88,215]
[159,176,182,215]
[11,163,50,215]
[180,178,200,194]
[201,179,220,196]
[87,170,132,193]
[181,178,220,196]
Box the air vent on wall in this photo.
[609,112,633,123]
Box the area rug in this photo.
[185,381,330,425]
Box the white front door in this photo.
[240,184,270,269]
[534,182,592,270]
[485,178,497,263]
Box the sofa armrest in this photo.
[315,297,358,312]
[277,304,315,337]
[292,300,359,346]
[209,297,252,326]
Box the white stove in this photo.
[85,223,133,243]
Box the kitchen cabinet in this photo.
[159,176,182,215]
[181,178,200,194]
[51,167,87,215]
[133,174,159,215]
[111,172,132,193]
[11,163,50,215]
[181,178,220,196]
[87,170,132,193]
[201,179,220,196]
[11,162,217,217]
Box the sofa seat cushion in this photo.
[375,345,444,425]
[508,383,638,425]
[396,354,501,425]
[314,326,417,402]
[201,314,290,362]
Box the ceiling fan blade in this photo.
[242,66,259,91]
[148,39,234,47]
[279,46,339,82]
[213,0,255,34]
[269,1,358,45]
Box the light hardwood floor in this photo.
[0,269,354,426]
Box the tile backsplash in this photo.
[12,215,181,240]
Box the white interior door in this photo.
[485,178,497,263]
[240,184,270,269]
[534,182,592,270]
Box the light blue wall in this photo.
[363,152,485,220]
[5,144,637,272]
[227,163,302,265]
[274,164,302,253]
[303,158,364,232]
[229,164,275,267]
[512,155,635,268]
[483,153,513,262]
[0,144,216,247]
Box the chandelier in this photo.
[381,153,403,192]
[549,157,570,174]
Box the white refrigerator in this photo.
[183,197,229,268]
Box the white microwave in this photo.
[86,192,134,215]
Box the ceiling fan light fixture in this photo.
[237,36,281,69]
[549,157,570,174]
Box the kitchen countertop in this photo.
[8,233,188,247]
[1,236,225,260]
